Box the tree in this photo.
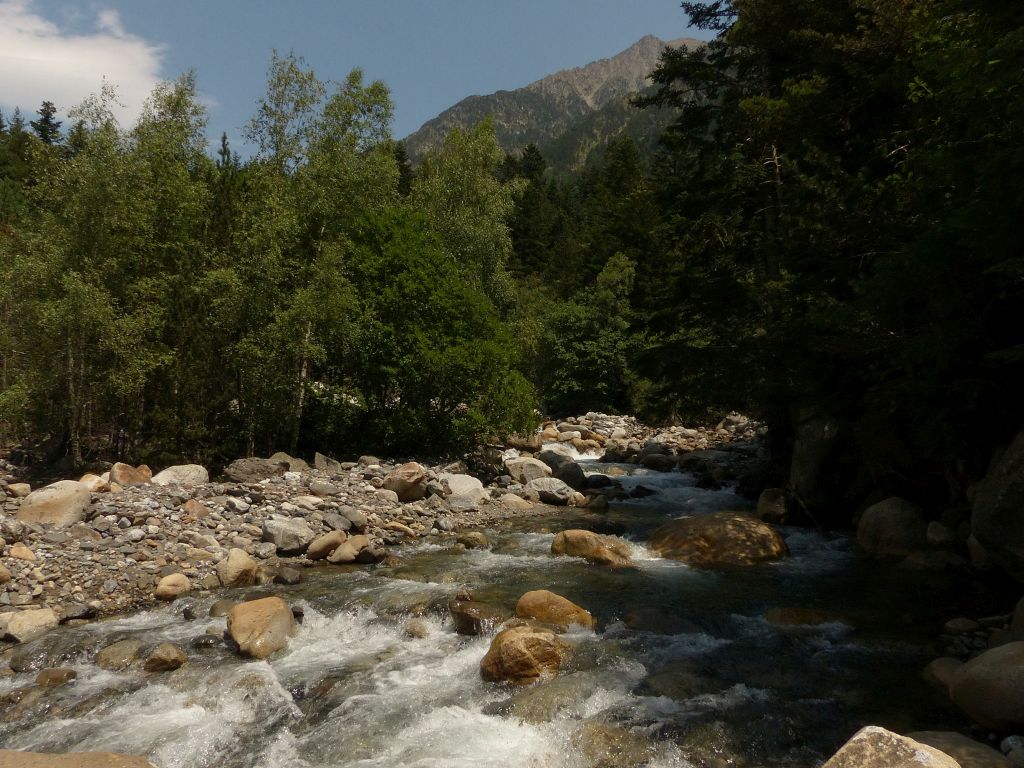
[30,101,62,145]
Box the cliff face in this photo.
[404,35,701,171]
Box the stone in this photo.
[480,623,574,686]
[0,751,158,767]
[109,462,152,486]
[440,472,488,510]
[822,726,960,768]
[927,521,956,547]
[650,511,789,566]
[404,619,430,639]
[224,457,288,483]
[973,431,1024,581]
[449,598,511,636]
[756,488,787,523]
[537,449,588,490]
[382,462,428,502]
[155,573,191,600]
[764,607,839,627]
[314,452,344,474]
[151,464,209,486]
[551,529,632,568]
[456,531,489,549]
[209,599,238,618]
[268,451,308,472]
[143,642,188,672]
[95,639,144,670]
[571,722,654,768]
[0,565,10,584]
[227,596,297,659]
[907,732,1009,768]
[526,477,575,505]
[261,515,316,555]
[36,667,77,687]
[857,497,928,556]
[9,542,34,561]
[307,530,348,560]
[515,589,595,631]
[504,457,551,485]
[6,483,31,498]
[500,493,533,510]
[215,548,258,587]
[1,608,58,643]
[327,541,359,564]
[79,473,109,493]
[16,480,91,528]
[950,641,1024,730]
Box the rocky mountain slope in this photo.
[404,34,702,171]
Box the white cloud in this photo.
[0,0,165,128]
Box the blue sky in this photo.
[0,0,704,152]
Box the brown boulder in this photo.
[1,608,58,643]
[949,641,1024,730]
[227,596,297,659]
[307,530,348,560]
[108,462,152,486]
[449,598,511,635]
[922,657,964,694]
[382,462,428,502]
[822,726,960,768]
[143,643,187,672]
[215,548,258,587]
[95,639,143,671]
[649,511,788,566]
[857,497,927,556]
[154,573,191,600]
[480,623,573,686]
[551,529,632,567]
[515,590,595,631]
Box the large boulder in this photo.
[551,529,632,567]
[504,457,551,485]
[261,515,316,555]
[973,431,1024,580]
[224,457,287,483]
[649,511,789,566]
[515,589,595,631]
[382,462,428,502]
[907,732,1009,768]
[789,408,844,515]
[95,639,144,670]
[440,472,488,511]
[155,573,191,600]
[857,497,927,556]
[151,464,209,486]
[15,480,91,528]
[0,751,158,768]
[0,608,58,643]
[537,450,587,491]
[949,641,1024,730]
[449,598,511,636]
[527,477,575,506]
[268,451,309,472]
[314,451,344,474]
[108,462,152,486]
[822,727,960,768]
[215,548,258,587]
[227,596,297,659]
[479,623,573,686]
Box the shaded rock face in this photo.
[857,497,927,557]
[449,598,511,636]
[15,480,91,528]
[949,641,1024,731]
[224,457,287,483]
[515,590,595,631]
[526,477,575,505]
[972,430,1024,581]
[382,462,428,502]
[822,727,960,768]
[551,529,632,567]
[0,751,158,768]
[479,623,573,686]
[537,450,587,491]
[227,597,297,659]
[649,512,789,566]
[789,409,844,515]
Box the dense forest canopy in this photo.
[1,0,1023,526]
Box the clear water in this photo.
[0,466,991,767]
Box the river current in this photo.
[0,459,989,766]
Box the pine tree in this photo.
[30,101,62,144]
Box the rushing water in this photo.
[0,463,994,767]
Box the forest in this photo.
[1,0,1022,524]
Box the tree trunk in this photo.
[289,321,312,455]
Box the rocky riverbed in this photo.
[1,412,1022,767]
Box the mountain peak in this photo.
[404,34,702,171]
